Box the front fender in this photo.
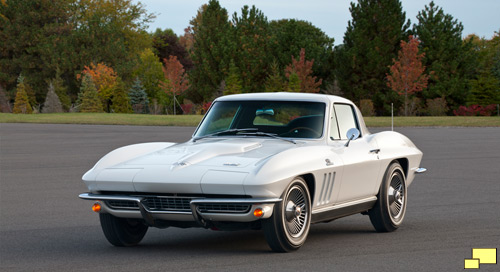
[82,142,176,191]
[244,146,343,198]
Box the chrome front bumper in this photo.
[79,193,281,227]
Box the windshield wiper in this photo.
[238,132,296,144]
[192,128,258,142]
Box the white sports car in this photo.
[79,92,426,252]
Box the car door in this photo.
[329,103,382,203]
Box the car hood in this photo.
[86,138,297,194]
[123,138,292,168]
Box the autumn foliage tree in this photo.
[160,56,190,114]
[387,36,430,116]
[77,63,118,112]
[284,48,322,93]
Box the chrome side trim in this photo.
[312,196,377,215]
[415,167,427,174]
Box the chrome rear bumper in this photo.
[79,193,281,227]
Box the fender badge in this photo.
[223,163,240,167]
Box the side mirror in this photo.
[344,128,360,147]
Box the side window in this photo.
[329,107,340,140]
[333,104,359,140]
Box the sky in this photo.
[135,0,500,44]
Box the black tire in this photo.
[99,213,148,247]
[263,177,311,252]
[368,161,407,232]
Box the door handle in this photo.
[369,149,380,154]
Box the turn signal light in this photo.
[253,208,264,218]
[92,202,101,213]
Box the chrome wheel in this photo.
[263,177,311,252]
[388,172,405,222]
[368,162,407,232]
[283,185,309,239]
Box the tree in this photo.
[466,33,500,106]
[78,74,103,113]
[78,63,118,112]
[232,5,271,93]
[12,75,32,114]
[265,60,285,92]
[269,19,334,86]
[224,61,243,95]
[0,0,73,103]
[49,68,71,112]
[152,28,193,70]
[132,48,165,103]
[387,36,430,116]
[71,0,154,81]
[111,78,132,113]
[128,78,149,113]
[413,1,475,111]
[188,0,233,102]
[161,56,190,115]
[335,0,410,114]
[42,83,63,113]
[285,49,322,93]
[287,72,301,93]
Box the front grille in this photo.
[105,196,251,214]
[106,200,139,210]
[197,203,251,213]
[142,197,192,212]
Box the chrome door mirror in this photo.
[344,128,360,147]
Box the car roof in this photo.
[215,92,353,105]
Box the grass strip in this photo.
[1,113,499,127]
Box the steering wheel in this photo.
[286,127,321,138]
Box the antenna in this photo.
[391,103,394,131]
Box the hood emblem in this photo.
[223,163,240,167]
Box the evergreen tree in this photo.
[265,60,285,92]
[232,5,271,93]
[413,1,475,110]
[335,0,410,114]
[111,79,132,113]
[188,0,233,102]
[50,68,71,112]
[128,78,149,114]
[42,83,63,113]
[12,75,32,114]
[224,61,243,95]
[287,72,301,92]
[466,33,500,106]
[78,74,103,113]
[269,19,334,86]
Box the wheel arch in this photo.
[300,173,315,203]
[395,158,409,178]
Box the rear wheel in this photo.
[368,161,407,232]
[263,177,311,252]
[99,213,148,246]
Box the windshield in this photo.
[194,100,326,139]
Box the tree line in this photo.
[1,0,498,116]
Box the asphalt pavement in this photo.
[1,123,499,271]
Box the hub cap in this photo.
[388,172,405,221]
[284,185,308,238]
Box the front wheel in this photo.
[263,177,311,252]
[368,161,407,232]
[99,213,148,246]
